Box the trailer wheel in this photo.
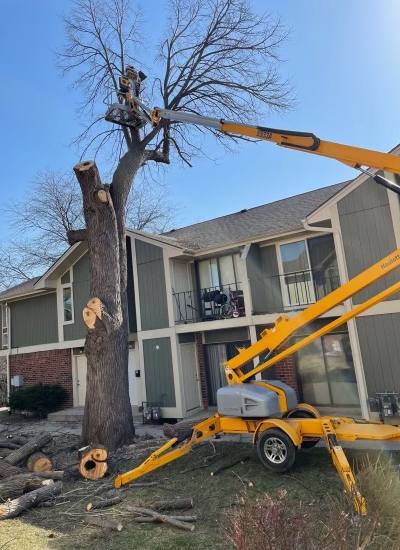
[256,428,296,473]
[286,408,320,449]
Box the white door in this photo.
[128,348,139,406]
[180,342,201,412]
[75,355,87,407]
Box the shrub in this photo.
[225,453,400,550]
[9,384,68,416]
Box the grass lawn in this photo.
[1,437,396,550]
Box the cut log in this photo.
[33,470,64,480]
[125,506,195,532]
[0,480,62,520]
[133,515,197,523]
[79,446,108,480]
[85,516,123,531]
[86,495,123,511]
[150,498,194,511]
[0,474,51,500]
[0,459,23,478]
[0,449,13,458]
[27,452,54,473]
[6,436,29,446]
[163,418,208,441]
[0,441,20,450]
[5,434,52,466]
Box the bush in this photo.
[225,454,400,550]
[9,384,68,416]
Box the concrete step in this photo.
[48,405,141,423]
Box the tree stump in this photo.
[79,445,108,480]
[27,452,54,473]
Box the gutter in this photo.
[301,218,334,234]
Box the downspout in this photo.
[5,303,11,402]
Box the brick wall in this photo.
[10,349,73,407]
[271,355,299,396]
[195,334,209,408]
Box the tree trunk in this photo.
[26,452,53,473]
[74,157,142,450]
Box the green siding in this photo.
[64,254,90,341]
[143,337,176,407]
[356,314,400,395]
[338,178,400,304]
[246,244,283,313]
[11,293,58,347]
[126,237,137,333]
[136,240,169,330]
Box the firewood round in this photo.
[27,452,53,473]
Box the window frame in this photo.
[61,270,74,325]
[277,237,315,308]
[1,304,9,349]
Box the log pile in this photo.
[0,432,65,520]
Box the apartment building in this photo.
[1,167,400,420]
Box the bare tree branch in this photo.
[0,170,175,290]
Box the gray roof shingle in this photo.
[163,181,349,250]
[0,277,41,301]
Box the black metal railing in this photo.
[173,282,246,324]
[277,268,340,309]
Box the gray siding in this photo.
[338,179,400,304]
[356,313,400,394]
[136,240,169,330]
[64,254,90,341]
[11,293,58,347]
[246,244,283,313]
[143,337,176,406]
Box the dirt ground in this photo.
[1,412,399,550]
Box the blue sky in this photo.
[1,0,400,240]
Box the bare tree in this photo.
[60,0,292,448]
[0,171,174,291]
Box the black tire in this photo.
[256,428,296,473]
[285,408,320,449]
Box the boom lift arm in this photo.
[107,71,400,514]
[149,105,400,195]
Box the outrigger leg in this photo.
[114,415,222,488]
[320,418,367,515]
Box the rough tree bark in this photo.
[74,155,143,449]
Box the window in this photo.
[279,235,339,307]
[280,240,314,306]
[61,270,74,324]
[1,305,8,349]
[198,254,240,290]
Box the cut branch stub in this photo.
[83,297,103,329]
[67,229,88,245]
[96,189,109,204]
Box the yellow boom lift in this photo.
[106,68,400,514]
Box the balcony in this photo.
[269,268,341,311]
[173,283,246,324]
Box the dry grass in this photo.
[225,453,400,550]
